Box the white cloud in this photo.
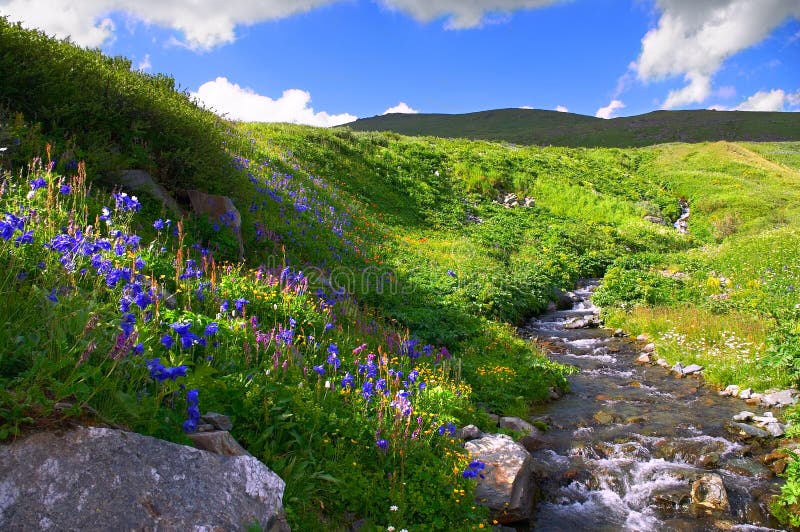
[595,99,625,119]
[735,89,788,111]
[136,54,151,71]
[634,0,800,109]
[0,0,564,50]
[383,102,419,114]
[519,105,534,109]
[555,105,568,112]
[191,77,357,127]
[707,104,729,111]
[715,85,736,99]
[788,90,800,108]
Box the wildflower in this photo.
[183,388,200,433]
[377,439,389,451]
[59,184,71,195]
[389,505,398,511]
[341,372,355,388]
[153,219,165,230]
[313,364,325,376]
[47,287,58,303]
[234,298,249,312]
[387,527,396,532]
[362,380,375,400]
[220,299,229,313]
[14,230,33,246]
[133,343,144,355]
[161,334,174,350]
[29,176,47,190]
[447,269,457,278]
[204,322,219,337]
[113,192,141,212]
[353,343,367,355]
[324,322,334,333]
[170,322,193,337]
[327,343,339,356]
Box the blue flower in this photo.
[361,381,375,400]
[376,439,389,450]
[447,269,457,278]
[29,177,47,190]
[183,388,200,433]
[47,288,58,303]
[59,184,71,195]
[327,343,339,356]
[14,230,33,246]
[133,343,144,355]
[234,298,249,312]
[313,364,325,376]
[341,372,355,388]
[204,322,219,337]
[153,219,165,230]
[170,322,193,337]
[161,334,174,350]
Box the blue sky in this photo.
[2,0,799,125]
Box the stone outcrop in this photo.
[0,427,285,531]
[187,190,245,259]
[465,433,534,524]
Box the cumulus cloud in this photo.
[595,99,625,119]
[519,105,534,109]
[735,89,790,111]
[634,0,800,109]
[555,105,569,112]
[0,0,563,49]
[383,102,420,114]
[191,77,357,127]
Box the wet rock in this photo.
[465,434,534,524]
[751,412,776,424]
[733,411,756,422]
[719,385,740,397]
[460,425,484,441]
[626,415,647,424]
[762,422,785,438]
[0,427,285,531]
[196,423,216,432]
[553,288,574,310]
[696,452,721,469]
[188,431,251,457]
[519,434,546,453]
[593,411,615,425]
[202,412,233,431]
[651,486,692,515]
[636,353,651,364]
[548,387,562,400]
[563,316,601,329]
[721,458,771,479]
[691,473,729,511]
[745,394,763,406]
[726,422,770,439]
[763,449,790,466]
[772,459,788,475]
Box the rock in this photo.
[636,353,651,364]
[113,169,185,216]
[188,430,251,456]
[552,288,574,310]
[202,412,233,431]
[499,417,541,437]
[732,411,756,422]
[671,362,685,375]
[721,458,771,479]
[745,393,763,406]
[719,385,739,397]
[465,434,534,524]
[519,435,546,453]
[656,358,669,367]
[563,316,600,329]
[0,427,285,531]
[691,473,729,511]
[752,413,775,423]
[196,423,216,432]
[460,425,483,441]
[738,388,753,399]
[187,190,245,259]
[593,411,615,425]
[651,486,692,515]
[763,422,785,438]
[636,334,648,342]
[697,453,721,469]
[726,422,770,439]
[548,387,561,400]
[643,343,656,353]
[681,364,703,376]
[523,197,535,208]
[488,414,500,425]
[762,389,798,407]
[644,215,668,225]
[613,328,626,337]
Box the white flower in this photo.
[387,527,395,532]
[389,505,398,511]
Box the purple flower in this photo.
[341,372,355,388]
[234,298,249,312]
[161,334,174,350]
[14,230,33,246]
[447,269,457,278]
[59,184,71,195]
[204,322,219,337]
[170,322,193,337]
[29,177,47,190]
[376,439,388,450]
[153,219,165,230]
[312,364,325,376]
[183,388,200,433]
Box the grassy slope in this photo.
[346,108,800,147]
[3,19,800,529]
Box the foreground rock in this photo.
[465,434,534,524]
[0,427,285,531]
[691,473,730,511]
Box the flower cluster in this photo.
[183,389,200,433]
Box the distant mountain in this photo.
[343,108,800,147]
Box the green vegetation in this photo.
[2,17,800,529]
[346,108,800,147]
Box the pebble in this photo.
[636,353,651,364]
[643,343,656,353]
[719,384,739,397]
[681,364,704,376]
[739,388,753,399]
[636,334,648,342]
[733,411,756,422]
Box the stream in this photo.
[518,280,785,531]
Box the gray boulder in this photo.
[459,425,484,441]
[202,411,234,431]
[187,190,245,259]
[0,427,285,531]
[499,416,541,437]
[465,434,534,524]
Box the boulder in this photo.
[499,417,540,437]
[636,334,648,342]
[691,473,729,511]
[114,169,185,216]
[202,412,234,431]
[188,430,251,456]
[552,288,574,310]
[0,427,285,531]
[642,343,656,353]
[460,425,484,441]
[719,385,739,397]
[762,389,798,407]
[732,411,756,422]
[465,434,534,524]
[738,388,753,399]
[726,422,770,439]
[681,364,703,376]
[187,190,245,259]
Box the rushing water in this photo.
[518,280,785,531]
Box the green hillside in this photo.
[3,18,800,529]
[345,108,800,147]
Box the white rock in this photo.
[643,343,656,353]
[656,358,669,367]
[636,353,651,364]
[733,411,756,422]
[681,364,704,375]
[719,385,739,397]
[739,388,753,399]
[636,334,648,342]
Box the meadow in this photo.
[2,18,800,528]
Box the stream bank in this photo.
[517,280,787,531]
